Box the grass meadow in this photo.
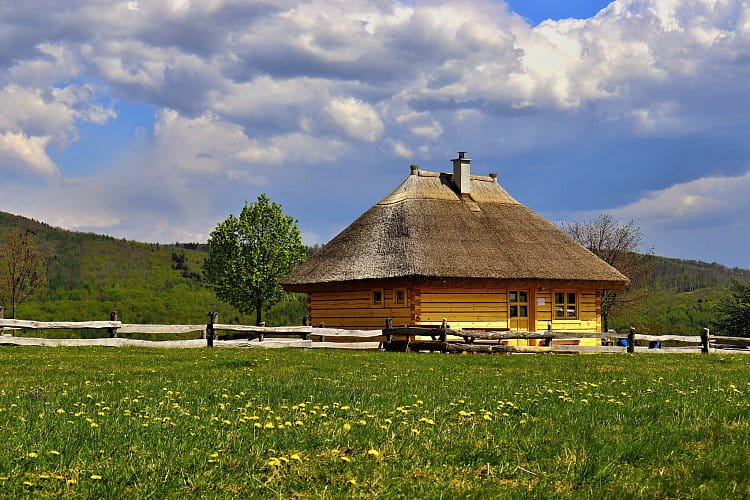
[0,348,747,498]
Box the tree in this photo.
[203,194,307,325]
[714,280,750,337]
[562,214,654,332]
[0,230,48,318]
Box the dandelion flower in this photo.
[348,478,357,485]
[48,450,61,456]
[290,453,302,462]
[343,423,351,431]
[367,449,381,458]
[26,452,38,458]
[90,475,102,480]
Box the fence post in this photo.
[701,328,710,354]
[545,323,553,347]
[0,305,4,336]
[303,316,310,326]
[206,312,218,347]
[440,318,448,343]
[627,327,635,353]
[384,318,393,344]
[108,311,119,338]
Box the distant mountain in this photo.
[0,211,304,327]
[649,256,750,292]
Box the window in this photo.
[371,288,384,307]
[395,288,407,306]
[554,291,577,319]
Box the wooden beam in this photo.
[0,319,121,329]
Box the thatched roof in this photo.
[283,166,628,288]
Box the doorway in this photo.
[508,290,529,331]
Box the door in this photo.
[508,289,529,331]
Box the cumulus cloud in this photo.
[1,0,750,261]
[325,97,384,142]
[614,169,750,228]
[0,132,58,176]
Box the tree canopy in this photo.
[562,214,654,332]
[203,195,307,325]
[714,280,750,337]
[0,229,48,318]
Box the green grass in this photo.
[0,349,748,498]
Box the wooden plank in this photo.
[0,336,205,348]
[118,324,206,335]
[311,308,411,319]
[634,334,702,343]
[420,293,506,303]
[310,291,371,301]
[213,324,314,333]
[710,335,750,345]
[419,303,506,313]
[420,312,505,322]
[0,319,121,330]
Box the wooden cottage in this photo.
[282,153,628,334]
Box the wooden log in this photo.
[709,336,750,345]
[633,334,702,343]
[213,324,313,333]
[0,337,206,348]
[0,319,121,330]
[118,324,207,335]
[701,328,710,354]
[108,311,119,338]
[627,327,635,353]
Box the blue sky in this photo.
[1,0,749,268]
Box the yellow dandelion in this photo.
[90,475,102,480]
[66,479,77,485]
[348,478,357,485]
[367,449,381,458]
[290,453,302,462]
[23,481,35,487]
[340,456,352,463]
[294,420,304,426]
[343,423,351,431]
[26,452,38,458]
[264,422,275,429]
[48,450,61,456]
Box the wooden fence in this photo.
[0,308,748,354]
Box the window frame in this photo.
[394,288,407,306]
[371,288,384,307]
[553,290,578,320]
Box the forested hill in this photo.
[0,211,304,325]
[0,210,747,327]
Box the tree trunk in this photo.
[602,313,608,333]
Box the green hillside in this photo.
[0,211,305,327]
[1,211,747,334]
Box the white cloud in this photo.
[390,140,413,159]
[325,97,384,142]
[614,169,750,225]
[0,132,59,176]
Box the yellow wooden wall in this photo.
[308,288,414,330]
[533,289,600,332]
[308,284,602,333]
[415,287,508,329]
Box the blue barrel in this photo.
[616,338,629,348]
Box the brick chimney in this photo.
[452,151,471,194]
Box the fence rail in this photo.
[0,312,748,354]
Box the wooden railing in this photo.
[0,310,748,354]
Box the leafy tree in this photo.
[203,194,306,325]
[0,230,48,318]
[562,214,654,332]
[714,280,750,337]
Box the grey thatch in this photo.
[283,168,628,288]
